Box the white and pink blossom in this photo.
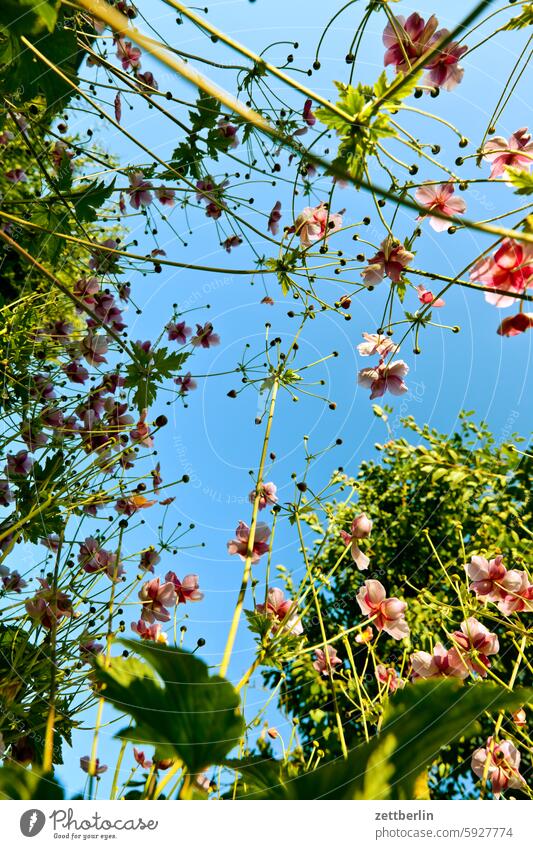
[356,580,409,640]
[255,587,303,635]
[358,359,409,400]
[415,182,466,232]
[227,521,270,563]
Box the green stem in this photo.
[220,377,280,677]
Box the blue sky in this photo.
[40,0,532,795]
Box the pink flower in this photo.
[167,320,191,344]
[133,748,153,769]
[195,177,226,203]
[416,285,445,307]
[414,182,466,232]
[155,186,175,206]
[471,739,524,798]
[303,99,316,127]
[151,462,162,493]
[89,239,118,273]
[116,39,141,71]
[450,617,499,676]
[80,756,108,776]
[497,571,533,616]
[294,202,343,247]
[41,534,60,551]
[41,407,64,429]
[375,664,405,693]
[267,201,282,235]
[383,12,439,73]
[497,312,533,337]
[466,554,523,601]
[255,587,303,635]
[424,36,468,91]
[175,372,197,395]
[358,359,409,399]
[357,333,399,358]
[248,481,278,510]
[313,646,342,676]
[63,360,89,384]
[362,239,414,286]
[356,580,409,640]
[5,450,33,477]
[339,513,372,571]
[227,520,270,563]
[139,548,160,572]
[205,202,223,219]
[1,570,27,593]
[136,71,159,90]
[138,577,177,623]
[195,773,211,790]
[191,322,220,348]
[222,235,243,252]
[31,373,56,402]
[165,572,204,604]
[128,172,153,209]
[13,113,28,135]
[411,642,469,680]
[0,479,14,506]
[130,409,153,447]
[115,494,156,516]
[5,168,27,183]
[355,626,374,645]
[470,239,533,308]
[21,421,47,451]
[25,580,76,629]
[513,709,527,728]
[217,119,239,148]
[78,537,119,577]
[483,128,533,179]
[51,141,74,171]
[91,292,125,330]
[80,332,109,365]
[131,619,167,643]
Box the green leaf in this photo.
[190,89,220,131]
[504,166,533,195]
[0,0,59,35]
[165,140,202,180]
[151,347,190,378]
[292,680,533,799]
[224,757,289,799]
[72,178,116,222]
[380,70,423,110]
[124,348,190,412]
[0,764,64,800]
[314,106,350,135]
[1,21,79,112]
[246,680,532,800]
[30,207,64,261]
[94,640,245,772]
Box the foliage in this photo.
[94,640,245,772]
[0,0,531,805]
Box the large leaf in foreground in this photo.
[94,640,244,773]
[0,765,64,800]
[291,679,533,799]
[227,680,532,799]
